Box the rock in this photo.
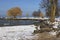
[34,30,41,33]
[56,32,60,37]
[52,28,59,31]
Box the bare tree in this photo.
[40,0,59,17]
[40,0,59,22]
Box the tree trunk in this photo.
[13,16,16,18]
[50,0,56,23]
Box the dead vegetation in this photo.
[33,32,60,40]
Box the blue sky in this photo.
[0,0,41,17]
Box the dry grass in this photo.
[34,32,60,40]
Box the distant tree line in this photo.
[32,9,44,18]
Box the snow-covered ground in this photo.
[0,25,40,40]
[0,21,60,40]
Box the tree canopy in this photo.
[7,7,22,18]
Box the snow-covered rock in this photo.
[49,31,57,36]
[52,21,59,28]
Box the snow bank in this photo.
[0,25,36,40]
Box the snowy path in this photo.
[0,25,40,40]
